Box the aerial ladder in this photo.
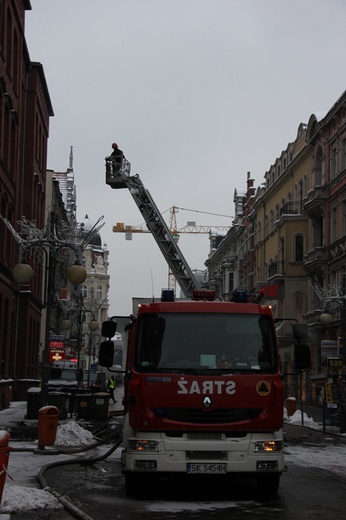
[112,206,231,293]
[105,156,200,298]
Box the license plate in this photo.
[187,463,226,474]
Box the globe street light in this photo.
[3,211,104,406]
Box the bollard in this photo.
[286,397,297,417]
[38,406,59,449]
[0,431,12,505]
[8,386,12,404]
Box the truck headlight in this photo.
[254,441,283,453]
[128,439,160,452]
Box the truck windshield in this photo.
[135,312,277,373]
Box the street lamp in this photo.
[60,305,99,385]
[2,212,104,405]
[319,272,346,433]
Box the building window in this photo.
[279,237,285,267]
[330,147,337,180]
[97,285,103,299]
[228,273,234,293]
[342,200,346,237]
[270,210,274,232]
[342,139,346,172]
[295,234,304,262]
[264,216,268,237]
[294,292,305,322]
[81,285,88,298]
[331,207,337,242]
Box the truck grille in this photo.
[186,451,227,460]
[153,407,262,424]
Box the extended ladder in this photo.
[105,157,199,298]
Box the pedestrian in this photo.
[107,375,117,403]
[110,142,124,173]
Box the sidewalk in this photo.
[284,404,346,446]
[0,386,124,519]
[0,394,344,518]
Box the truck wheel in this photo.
[257,474,280,496]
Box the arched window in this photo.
[294,292,305,322]
[295,234,304,262]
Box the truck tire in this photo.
[257,474,280,496]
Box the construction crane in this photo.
[112,207,231,293]
[105,157,200,298]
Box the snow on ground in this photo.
[0,420,98,514]
[284,408,346,479]
[0,403,345,514]
[285,444,346,479]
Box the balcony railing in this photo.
[303,247,327,273]
[268,260,285,278]
[304,186,326,216]
[279,200,303,217]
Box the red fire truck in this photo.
[114,288,285,496]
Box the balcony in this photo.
[303,186,326,217]
[303,247,326,274]
[279,201,303,217]
[268,260,285,279]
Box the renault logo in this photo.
[203,396,212,409]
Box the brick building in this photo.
[0,0,54,403]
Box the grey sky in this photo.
[25,0,346,314]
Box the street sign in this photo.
[327,358,343,368]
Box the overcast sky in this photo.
[25,0,346,315]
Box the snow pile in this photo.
[284,409,320,429]
[54,420,94,447]
[1,485,63,513]
[1,421,95,514]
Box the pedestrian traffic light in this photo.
[99,340,114,367]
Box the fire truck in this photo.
[114,289,284,496]
[103,154,309,496]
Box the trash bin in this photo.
[26,387,42,420]
[0,431,12,505]
[92,392,110,421]
[76,393,93,420]
[38,406,59,448]
[48,391,69,420]
[286,397,297,417]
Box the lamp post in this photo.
[320,272,346,433]
[1,212,104,405]
[60,305,99,386]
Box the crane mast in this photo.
[105,156,200,297]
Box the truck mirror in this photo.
[294,343,311,371]
[101,320,117,338]
[99,340,114,367]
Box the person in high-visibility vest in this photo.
[107,375,117,403]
